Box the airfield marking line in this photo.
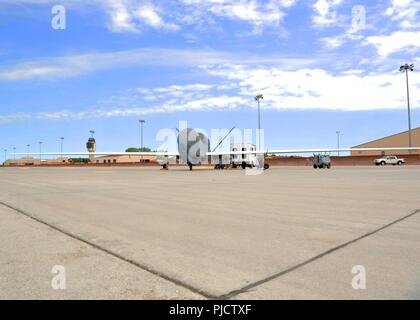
[0,200,213,299]
[1,198,419,300]
[219,208,420,300]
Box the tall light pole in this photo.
[139,120,145,162]
[336,131,341,156]
[60,137,64,159]
[26,144,30,158]
[13,147,16,160]
[400,63,414,154]
[254,94,263,150]
[139,120,145,151]
[39,141,42,161]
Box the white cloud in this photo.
[0,0,179,33]
[0,112,31,123]
[0,48,321,81]
[321,31,364,49]
[101,83,218,107]
[3,63,419,124]
[321,34,348,48]
[1,1,419,122]
[103,0,180,33]
[202,64,420,111]
[30,95,247,121]
[180,0,296,31]
[105,0,138,32]
[365,30,420,57]
[3,0,295,33]
[312,0,343,26]
[134,5,180,30]
[0,48,232,81]
[385,0,420,29]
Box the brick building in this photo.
[93,155,157,164]
[4,157,70,166]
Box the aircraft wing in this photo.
[13,151,180,156]
[207,147,420,156]
[13,146,420,157]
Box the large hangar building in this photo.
[351,127,420,156]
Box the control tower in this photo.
[86,130,96,162]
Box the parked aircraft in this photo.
[14,128,420,170]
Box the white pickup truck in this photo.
[373,156,405,166]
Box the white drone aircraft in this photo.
[15,127,419,171]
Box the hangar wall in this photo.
[351,127,420,156]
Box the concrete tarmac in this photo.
[0,166,419,299]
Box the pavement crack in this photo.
[219,208,420,300]
[2,198,418,301]
[0,200,216,300]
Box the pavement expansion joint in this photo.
[0,199,418,300]
[219,208,420,299]
[0,199,215,300]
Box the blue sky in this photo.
[0,0,419,156]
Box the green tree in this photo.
[70,158,89,164]
[125,147,152,152]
